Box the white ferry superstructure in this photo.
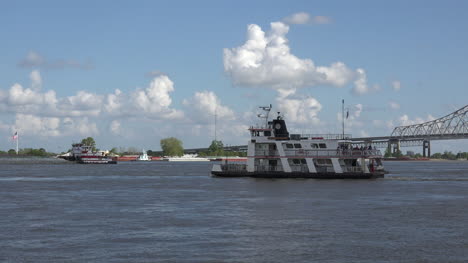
[211,106,385,179]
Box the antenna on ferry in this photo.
[214,104,217,142]
[258,104,272,128]
[342,99,345,139]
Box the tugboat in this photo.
[135,150,151,161]
[211,105,385,179]
[62,143,117,164]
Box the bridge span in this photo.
[350,104,468,156]
[183,105,468,157]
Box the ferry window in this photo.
[285,144,294,149]
[311,143,319,149]
[316,159,332,165]
[300,159,307,164]
[269,160,277,165]
[292,159,300,165]
[319,143,327,148]
[293,144,302,148]
[264,131,271,136]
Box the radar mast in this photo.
[257,104,272,128]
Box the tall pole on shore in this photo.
[16,131,19,154]
[342,99,345,139]
[214,105,217,142]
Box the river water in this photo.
[0,159,467,262]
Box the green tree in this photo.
[442,151,456,160]
[456,152,467,159]
[160,137,184,156]
[392,149,403,158]
[81,137,96,151]
[109,147,119,155]
[384,148,392,158]
[8,149,16,155]
[207,140,224,156]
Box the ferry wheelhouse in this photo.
[211,106,385,179]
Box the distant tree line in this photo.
[197,140,246,157]
[431,151,468,160]
[0,148,55,157]
[110,138,246,157]
[384,148,468,160]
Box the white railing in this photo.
[315,166,335,173]
[255,165,284,172]
[283,149,382,158]
[254,150,279,156]
[221,164,247,172]
[343,166,363,173]
[293,133,352,140]
[290,165,309,173]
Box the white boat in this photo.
[136,150,151,161]
[163,154,210,162]
[211,105,386,179]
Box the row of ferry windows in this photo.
[285,143,327,149]
[291,159,332,165]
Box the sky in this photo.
[1,0,467,153]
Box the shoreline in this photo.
[383,158,467,162]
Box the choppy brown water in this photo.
[1,159,467,262]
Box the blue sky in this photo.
[1,0,467,153]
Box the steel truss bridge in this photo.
[350,105,468,156]
[183,105,468,157]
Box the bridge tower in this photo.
[387,139,401,155]
[423,140,431,158]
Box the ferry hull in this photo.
[211,171,385,179]
[77,159,117,164]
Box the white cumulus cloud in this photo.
[62,117,99,136]
[276,92,322,125]
[14,114,61,137]
[395,114,436,127]
[110,120,121,135]
[223,21,366,93]
[104,89,123,115]
[182,90,235,123]
[8,83,44,105]
[58,91,103,117]
[132,75,183,119]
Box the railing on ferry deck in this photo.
[221,164,247,172]
[343,166,363,173]
[254,149,382,157]
[221,164,364,173]
[291,133,353,140]
[290,165,309,173]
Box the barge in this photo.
[211,105,385,179]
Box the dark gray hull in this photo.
[211,171,385,179]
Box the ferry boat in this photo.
[211,105,385,179]
[66,143,117,164]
